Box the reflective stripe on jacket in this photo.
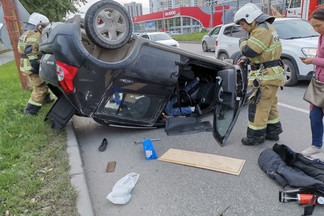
[17,30,41,72]
[240,21,285,87]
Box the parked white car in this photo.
[201,25,222,52]
[141,32,180,48]
[215,18,318,86]
[214,23,247,60]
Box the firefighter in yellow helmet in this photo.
[18,12,54,116]
[234,3,285,145]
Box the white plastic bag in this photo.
[106,172,140,204]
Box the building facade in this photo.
[136,0,292,34]
[133,6,230,34]
[124,2,143,17]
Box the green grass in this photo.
[172,32,207,42]
[0,49,10,55]
[0,61,78,215]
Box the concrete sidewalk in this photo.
[0,51,14,65]
[0,51,94,216]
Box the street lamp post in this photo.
[160,1,166,31]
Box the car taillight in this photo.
[215,40,218,46]
[56,61,79,94]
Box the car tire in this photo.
[202,41,208,52]
[282,58,298,86]
[218,52,229,61]
[230,52,242,65]
[84,0,133,49]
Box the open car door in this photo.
[213,65,248,145]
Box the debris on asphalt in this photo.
[134,138,160,144]
[106,172,140,205]
[142,139,158,160]
[106,161,116,172]
[217,205,230,216]
[98,138,108,152]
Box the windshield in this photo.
[272,19,319,39]
[150,33,172,41]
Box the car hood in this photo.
[155,39,178,46]
[281,36,319,48]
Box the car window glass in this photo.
[223,26,232,36]
[272,20,319,39]
[231,26,246,38]
[142,35,149,39]
[104,93,163,121]
[150,33,172,41]
[212,26,221,35]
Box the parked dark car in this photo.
[38,0,248,145]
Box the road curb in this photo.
[66,121,94,216]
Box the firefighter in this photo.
[18,12,53,116]
[234,3,285,145]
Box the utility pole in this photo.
[160,1,166,31]
[209,0,217,28]
[0,0,30,90]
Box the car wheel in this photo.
[84,0,133,49]
[202,41,208,52]
[230,52,242,65]
[282,59,298,86]
[218,52,229,61]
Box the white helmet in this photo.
[28,12,49,26]
[234,3,263,24]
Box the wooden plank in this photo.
[158,148,245,176]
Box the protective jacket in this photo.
[240,21,285,87]
[17,27,48,106]
[240,20,284,139]
[258,144,324,194]
[18,29,41,74]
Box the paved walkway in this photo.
[0,51,14,64]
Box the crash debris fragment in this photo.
[106,161,116,172]
[98,138,108,152]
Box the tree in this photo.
[20,0,87,21]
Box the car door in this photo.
[206,26,221,50]
[94,43,180,127]
[213,65,247,145]
[228,25,246,57]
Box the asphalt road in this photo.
[73,43,322,216]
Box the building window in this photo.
[175,17,181,27]
[183,17,190,26]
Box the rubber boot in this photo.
[241,136,265,146]
[241,127,265,146]
[24,103,41,116]
[44,93,55,104]
[265,134,279,141]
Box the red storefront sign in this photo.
[132,6,229,28]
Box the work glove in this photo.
[248,79,262,104]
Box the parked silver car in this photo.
[141,32,180,47]
[215,18,318,86]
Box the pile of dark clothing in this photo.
[258,144,324,215]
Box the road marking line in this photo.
[278,102,309,114]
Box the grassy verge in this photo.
[0,61,78,215]
[0,49,10,55]
[172,32,206,42]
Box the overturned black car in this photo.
[39,0,248,145]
